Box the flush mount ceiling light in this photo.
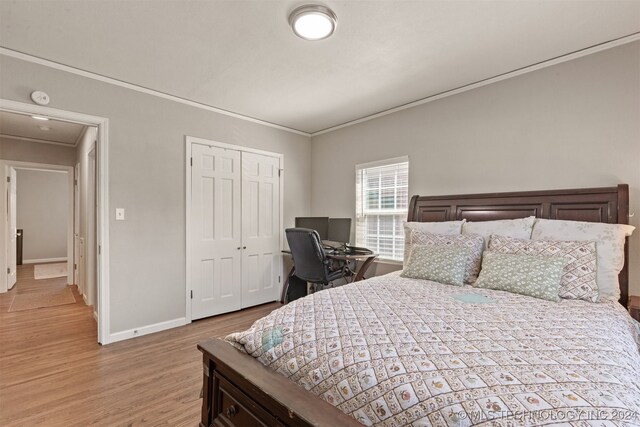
[289,5,337,41]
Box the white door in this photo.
[87,148,97,306]
[7,167,17,289]
[241,152,281,308]
[191,144,242,319]
[79,237,85,299]
[74,163,80,287]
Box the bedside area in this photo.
[629,296,640,322]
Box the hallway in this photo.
[0,264,280,426]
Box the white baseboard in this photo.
[83,293,89,305]
[23,257,67,264]
[107,317,187,344]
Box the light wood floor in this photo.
[0,264,281,426]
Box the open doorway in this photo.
[14,166,72,274]
[4,162,75,312]
[0,100,109,343]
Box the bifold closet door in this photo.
[241,152,281,308]
[191,144,242,320]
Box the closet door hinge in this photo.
[6,176,10,183]
[74,263,77,270]
[190,290,193,299]
[7,268,10,274]
[278,275,281,283]
[190,157,193,167]
[278,169,282,177]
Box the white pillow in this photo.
[531,218,635,302]
[403,220,464,265]
[462,216,536,249]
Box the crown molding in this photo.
[0,47,311,137]
[311,32,640,136]
[2,31,638,139]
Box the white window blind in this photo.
[355,157,408,261]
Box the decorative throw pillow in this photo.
[403,220,465,265]
[531,218,635,302]
[410,231,484,284]
[462,216,536,249]
[475,252,567,302]
[401,245,471,287]
[488,235,598,302]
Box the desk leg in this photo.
[280,266,296,304]
[353,256,376,282]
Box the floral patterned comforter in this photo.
[226,272,640,426]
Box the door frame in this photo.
[184,136,284,323]
[0,99,110,344]
[1,161,74,286]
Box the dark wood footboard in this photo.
[198,339,361,427]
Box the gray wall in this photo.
[0,54,312,334]
[0,136,77,166]
[16,169,68,261]
[310,41,640,295]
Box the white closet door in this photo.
[7,167,17,289]
[241,152,281,308]
[191,144,242,319]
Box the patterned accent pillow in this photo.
[488,235,598,302]
[462,216,535,249]
[475,252,568,302]
[410,231,484,284]
[401,245,471,287]
[532,218,635,302]
[403,220,464,265]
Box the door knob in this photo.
[237,247,241,250]
[242,246,246,249]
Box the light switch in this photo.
[116,208,125,221]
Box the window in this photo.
[355,157,408,261]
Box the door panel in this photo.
[74,163,80,288]
[191,144,242,319]
[7,167,17,289]
[241,152,281,308]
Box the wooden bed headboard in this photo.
[407,184,630,308]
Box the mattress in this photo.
[227,272,640,426]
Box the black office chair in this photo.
[285,228,353,293]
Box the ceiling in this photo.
[0,110,86,147]
[1,0,639,134]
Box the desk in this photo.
[630,296,640,322]
[280,247,377,303]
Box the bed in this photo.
[197,185,639,427]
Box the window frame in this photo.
[355,156,409,262]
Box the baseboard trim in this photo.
[23,257,67,264]
[107,317,187,344]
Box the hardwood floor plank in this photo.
[0,264,280,426]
